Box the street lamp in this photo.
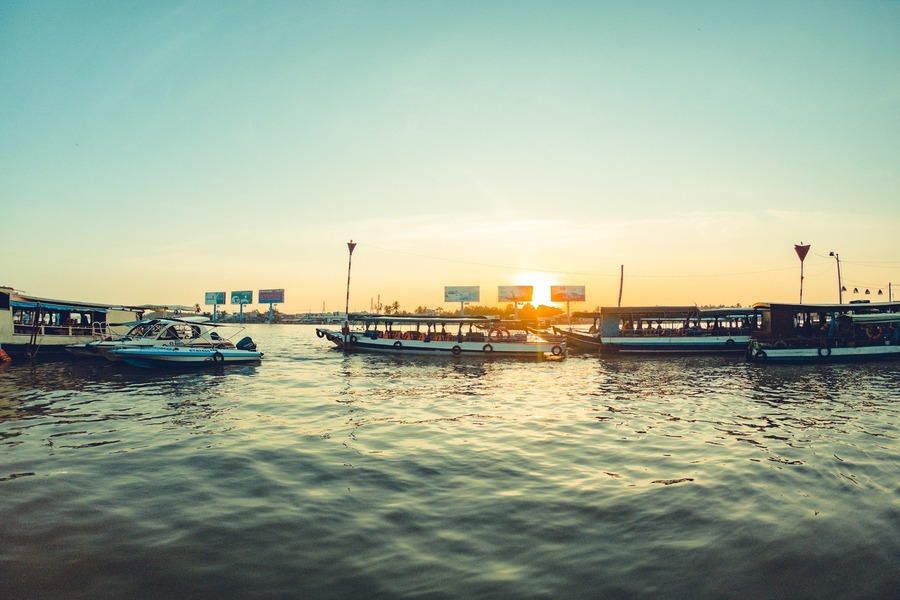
[829,251,842,304]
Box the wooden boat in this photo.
[563,306,757,355]
[1,286,145,359]
[65,316,236,361]
[747,301,900,363]
[316,315,566,359]
[108,337,262,368]
[552,312,602,351]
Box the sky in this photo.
[2,1,899,313]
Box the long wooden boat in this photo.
[316,315,566,359]
[747,301,900,363]
[552,313,602,351]
[1,286,146,359]
[564,306,757,355]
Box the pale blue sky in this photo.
[2,1,899,312]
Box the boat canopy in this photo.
[351,314,500,325]
[850,312,900,325]
[752,301,900,313]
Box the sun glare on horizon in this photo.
[513,272,558,306]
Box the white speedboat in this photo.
[65,316,235,361]
[109,337,262,368]
[316,315,565,359]
[747,301,900,363]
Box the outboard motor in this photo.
[236,336,257,351]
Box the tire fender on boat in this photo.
[754,349,767,361]
[774,340,788,349]
[350,335,358,343]
[725,339,735,347]
[213,351,225,363]
[551,345,563,356]
[818,346,831,358]
[451,345,462,355]
[482,344,493,353]
[393,341,402,349]
[316,329,325,338]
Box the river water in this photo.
[1,325,897,599]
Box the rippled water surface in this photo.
[1,325,898,599]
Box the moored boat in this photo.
[1,286,146,359]
[316,315,566,359]
[747,301,900,363]
[109,337,262,368]
[65,316,236,361]
[581,306,756,355]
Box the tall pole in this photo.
[794,243,810,304]
[345,240,356,327]
[829,251,842,304]
[617,265,624,307]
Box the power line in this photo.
[361,243,802,280]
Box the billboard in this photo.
[230,290,253,305]
[444,286,480,303]
[498,285,533,302]
[205,291,226,305]
[550,285,586,302]
[259,289,285,304]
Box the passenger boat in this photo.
[556,306,757,355]
[747,301,900,363]
[1,286,145,359]
[316,315,566,358]
[108,340,263,368]
[65,316,236,360]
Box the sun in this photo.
[513,272,557,306]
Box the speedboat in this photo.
[747,301,900,363]
[316,315,565,359]
[65,317,237,361]
[109,336,262,368]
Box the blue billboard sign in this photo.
[230,290,253,305]
[205,291,226,305]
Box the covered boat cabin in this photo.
[751,301,900,347]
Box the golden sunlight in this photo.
[513,272,558,306]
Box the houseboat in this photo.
[555,306,756,355]
[747,301,900,363]
[316,315,565,359]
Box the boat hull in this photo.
[109,346,263,368]
[747,342,900,363]
[600,335,751,355]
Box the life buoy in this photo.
[316,329,325,338]
[213,351,225,363]
[451,345,462,355]
[818,346,831,358]
[551,345,563,356]
[393,341,402,349]
[482,344,493,353]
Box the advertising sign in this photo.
[550,285,586,302]
[444,286,480,303]
[259,289,285,304]
[498,285,533,302]
[205,291,226,305]
[230,290,253,305]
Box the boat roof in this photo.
[599,306,700,317]
[752,301,900,312]
[351,314,500,324]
